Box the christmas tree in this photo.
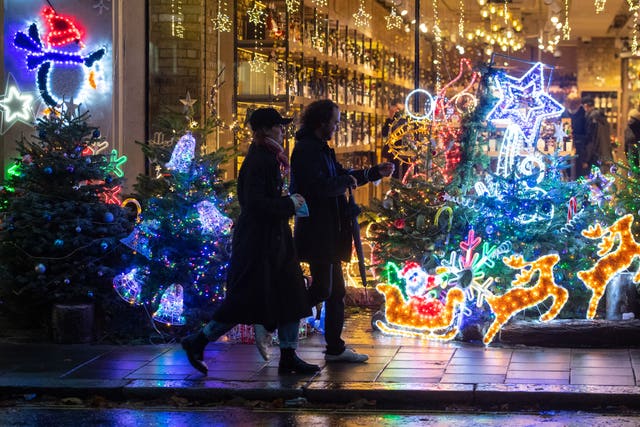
[115,91,236,330]
[0,108,132,324]
[369,59,621,343]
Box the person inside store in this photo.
[624,108,640,167]
[381,101,405,179]
[290,99,395,363]
[582,96,614,174]
[181,107,320,376]
[563,92,588,177]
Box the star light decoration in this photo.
[311,0,327,7]
[212,11,231,32]
[247,1,266,26]
[352,0,372,28]
[385,7,403,30]
[0,74,37,135]
[484,62,564,147]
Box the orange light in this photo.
[483,253,568,345]
[578,214,640,319]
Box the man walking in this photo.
[290,100,394,363]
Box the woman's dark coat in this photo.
[212,143,310,331]
[290,128,382,264]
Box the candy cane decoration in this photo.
[567,196,577,222]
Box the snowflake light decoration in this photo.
[385,7,403,30]
[352,0,371,28]
[437,230,510,308]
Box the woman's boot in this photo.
[278,348,320,374]
[181,331,209,375]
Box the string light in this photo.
[247,1,266,26]
[483,253,568,345]
[152,283,186,325]
[311,0,327,7]
[285,0,300,14]
[562,0,571,40]
[211,0,231,33]
[248,53,269,73]
[630,0,640,55]
[375,283,465,341]
[577,214,640,319]
[171,0,185,38]
[433,0,443,91]
[458,0,465,38]
[352,0,371,29]
[484,62,565,146]
[385,6,403,31]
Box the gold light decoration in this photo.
[249,53,269,73]
[629,0,640,55]
[247,1,266,26]
[433,0,443,91]
[483,254,568,345]
[595,0,607,13]
[577,215,640,319]
[375,284,465,341]
[171,0,185,38]
[458,0,465,38]
[562,0,571,40]
[385,6,403,30]
[285,0,300,14]
[352,0,371,29]
[211,0,231,32]
[311,0,327,7]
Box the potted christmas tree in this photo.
[0,107,133,343]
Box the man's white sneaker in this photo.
[324,348,369,363]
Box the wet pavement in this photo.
[1,310,640,410]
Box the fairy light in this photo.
[352,0,371,28]
[595,0,607,13]
[248,53,269,73]
[483,253,568,345]
[171,0,185,38]
[285,0,300,14]
[152,283,186,326]
[375,283,465,340]
[628,1,639,55]
[433,0,443,91]
[562,0,571,40]
[577,215,640,319]
[247,1,266,26]
[42,7,83,47]
[385,6,403,31]
[211,0,231,33]
[458,0,465,38]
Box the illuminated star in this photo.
[211,12,232,32]
[101,185,122,204]
[108,149,127,177]
[352,1,371,28]
[385,7,403,30]
[179,91,197,114]
[485,62,564,146]
[0,75,35,134]
[247,2,265,26]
